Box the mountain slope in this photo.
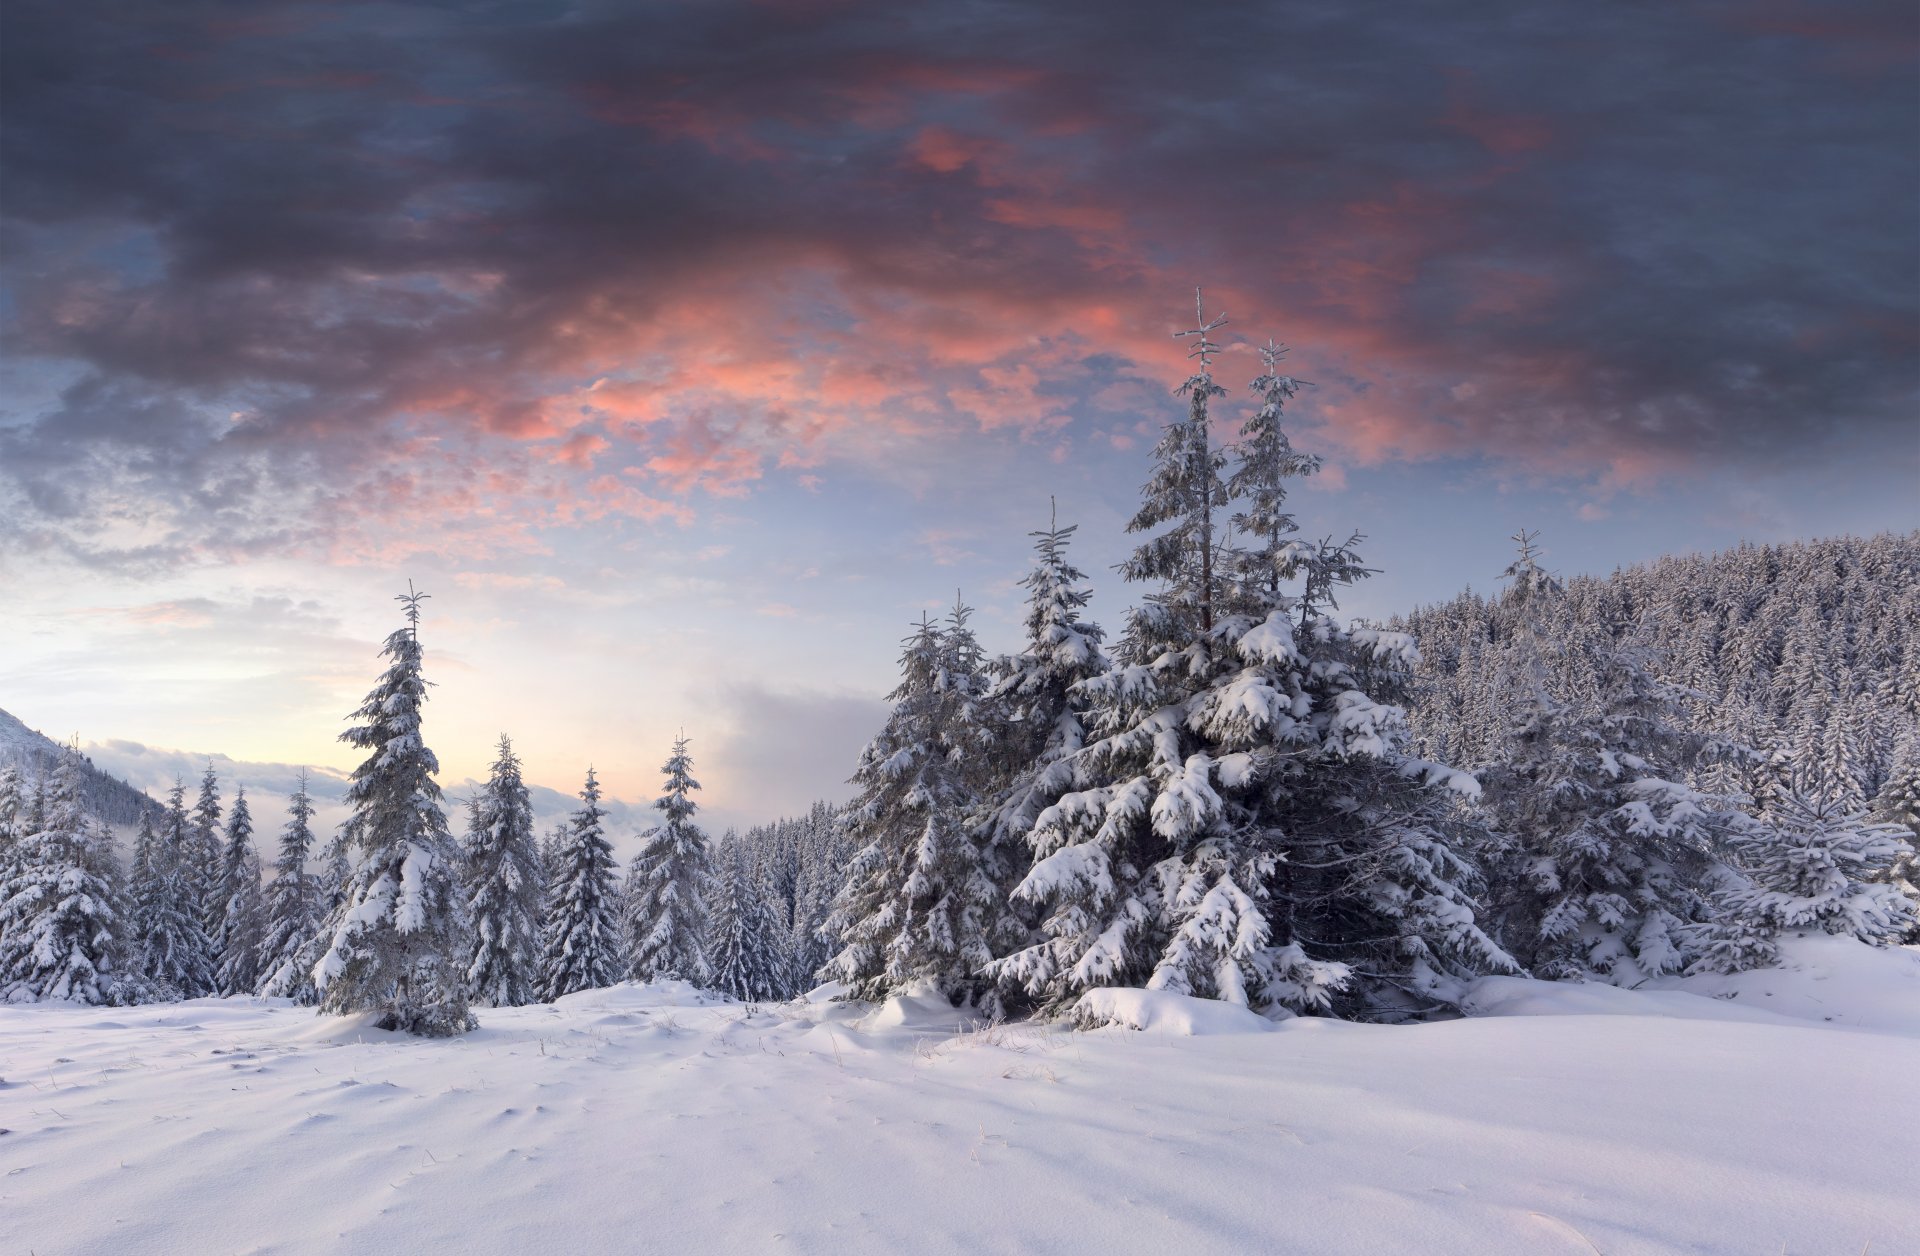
[0,706,162,826]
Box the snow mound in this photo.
[1463,937,1920,1036]
[862,979,977,1034]
[1074,987,1279,1035]
[1459,975,1795,1027]
[1658,935,1920,1037]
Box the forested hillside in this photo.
[1399,532,1920,809]
[0,707,160,827]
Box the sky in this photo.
[1,0,1916,836]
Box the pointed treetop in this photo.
[396,580,430,636]
[1175,287,1228,372]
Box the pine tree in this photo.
[707,837,783,1002]
[981,511,1111,884]
[0,762,24,875]
[540,768,621,999]
[990,313,1509,1020]
[465,735,544,1007]
[823,605,1012,1006]
[258,772,323,1003]
[314,586,474,1036]
[212,786,266,995]
[1226,338,1320,613]
[623,737,716,983]
[0,750,130,1004]
[1477,546,1736,984]
[142,779,216,997]
[191,762,226,940]
[786,802,849,996]
[1698,783,1916,970]
[1116,291,1231,650]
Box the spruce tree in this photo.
[0,751,130,1004]
[213,786,266,996]
[465,735,543,1007]
[1477,543,1737,984]
[981,511,1111,888]
[143,779,216,997]
[623,737,716,983]
[824,602,1015,1006]
[0,762,23,875]
[1869,744,1920,939]
[258,772,323,1003]
[191,762,226,939]
[990,304,1510,1019]
[1698,784,1915,971]
[707,837,783,1002]
[314,586,474,1036]
[540,768,621,999]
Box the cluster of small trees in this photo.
[0,592,837,1026]
[4,295,1916,1031]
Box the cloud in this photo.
[0,0,1912,572]
[697,682,887,835]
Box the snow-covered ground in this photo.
[4,938,1916,1256]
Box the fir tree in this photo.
[707,837,783,1002]
[1869,744,1920,939]
[0,750,130,1004]
[258,772,323,1003]
[0,762,23,875]
[540,768,621,999]
[465,735,544,1007]
[823,604,1013,1007]
[982,510,1111,875]
[1225,338,1320,611]
[191,762,226,939]
[142,779,216,997]
[990,319,1509,1020]
[1116,290,1231,649]
[314,586,474,1036]
[1477,543,1737,984]
[623,737,716,983]
[211,786,265,995]
[1698,784,1916,971]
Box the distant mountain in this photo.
[0,706,163,827]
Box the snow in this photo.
[3,941,1917,1255]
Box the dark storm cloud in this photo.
[1,0,1913,568]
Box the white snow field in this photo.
[3,938,1916,1256]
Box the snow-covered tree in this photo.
[1697,785,1915,971]
[0,762,24,874]
[1116,292,1231,650]
[314,587,474,1036]
[1476,542,1737,984]
[623,737,716,983]
[465,735,543,1007]
[823,603,1014,1007]
[1226,339,1319,613]
[0,750,130,1004]
[141,778,216,997]
[707,837,783,1002]
[539,768,621,1000]
[258,773,323,1003]
[1870,744,1920,939]
[191,762,225,938]
[981,512,1111,885]
[213,786,266,995]
[989,309,1510,1020]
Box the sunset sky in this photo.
[2,1,1915,834]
